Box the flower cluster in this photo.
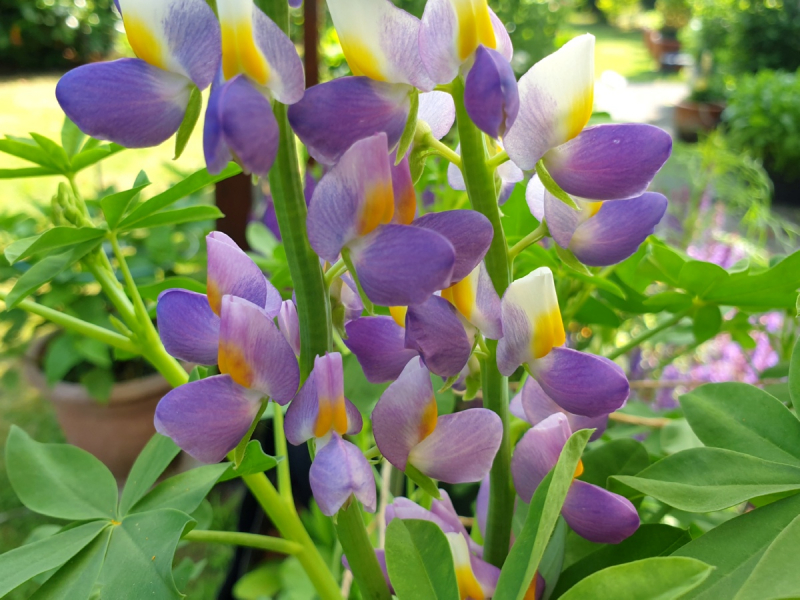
[59,0,675,593]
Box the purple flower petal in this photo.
[544,124,672,201]
[392,152,418,225]
[350,224,455,306]
[543,190,583,249]
[344,317,419,383]
[519,378,608,440]
[569,192,668,266]
[157,289,220,365]
[405,295,472,378]
[511,413,571,503]
[372,358,438,470]
[409,408,502,483]
[119,0,220,88]
[497,158,524,205]
[465,45,519,139]
[56,59,191,148]
[470,554,501,598]
[531,347,629,417]
[289,77,413,165]
[219,296,300,404]
[562,480,640,544]
[278,299,301,356]
[497,267,564,376]
[310,435,377,516]
[412,210,493,284]
[326,0,433,90]
[155,374,261,464]
[307,133,395,262]
[204,75,279,177]
[441,263,503,339]
[387,497,456,533]
[418,91,456,140]
[250,4,305,104]
[206,231,267,315]
[489,8,513,62]
[526,175,546,221]
[505,34,595,171]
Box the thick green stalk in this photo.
[0,290,138,354]
[265,0,331,379]
[273,402,294,506]
[336,501,392,600]
[184,529,302,554]
[453,77,514,566]
[243,473,342,600]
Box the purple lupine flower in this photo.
[371,358,502,483]
[278,299,301,356]
[498,267,630,417]
[203,0,305,176]
[155,295,300,463]
[526,177,668,267]
[419,0,513,86]
[57,0,220,148]
[157,232,282,365]
[510,378,608,441]
[464,45,520,139]
[284,353,374,516]
[505,35,672,202]
[307,133,461,306]
[512,413,640,544]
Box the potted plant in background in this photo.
[0,167,214,479]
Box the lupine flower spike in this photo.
[57,0,220,148]
[512,413,640,544]
[203,0,305,176]
[498,267,629,417]
[284,353,374,516]
[372,358,502,483]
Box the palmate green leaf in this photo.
[673,492,800,599]
[219,440,280,482]
[679,260,729,297]
[557,557,712,600]
[118,162,241,230]
[61,117,86,159]
[4,226,106,264]
[99,509,195,600]
[642,291,693,312]
[574,297,621,328]
[119,434,182,516]
[129,463,228,515]
[0,520,108,597]
[0,136,56,167]
[4,238,103,308]
[30,133,71,172]
[29,527,111,600]
[693,305,722,343]
[174,85,203,160]
[494,429,593,600]
[733,514,800,600]
[613,447,800,512]
[565,270,626,299]
[578,438,650,489]
[70,142,125,172]
[647,241,687,287]
[101,183,151,229]
[681,383,800,466]
[790,337,800,407]
[385,519,460,600]
[552,525,691,598]
[119,205,224,231]
[5,426,118,520]
[703,250,800,309]
[0,166,59,179]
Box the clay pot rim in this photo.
[676,99,727,111]
[24,332,173,406]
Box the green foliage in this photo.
[557,557,713,599]
[596,0,640,26]
[385,519,460,600]
[727,0,800,74]
[655,0,691,31]
[0,0,118,71]
[723,69,800,181]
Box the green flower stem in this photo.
[183,529,303,555]
[508,222,549,260]
[453,76,514,567]
[265,0,331,380]
[0,290,138,354]
[272,402,294,507]
[244,472,342,600]
[336,501,392,600]
[341,248,375,315]
[422,133,462,167]
[486,150,509,170]
[325,258,347,286]
[606,309,692,361]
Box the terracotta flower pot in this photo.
[24,334,174,480]
[674,100,725,142]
